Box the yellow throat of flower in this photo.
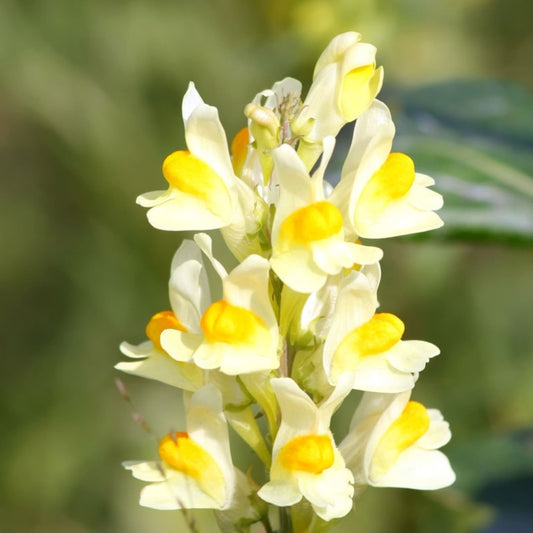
[340,63,376,118]
[201,300,268,346]
[331,312,404,380]
[356,153,415,227]
[230,127,249,177]
[279,434,335,474]
[279,201,343,248]
[162,150,231,217]
[370,401,430,480]
[158,431,226,504]
[146,310,187,352]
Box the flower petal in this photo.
[372,447,455,490]
[139,475,221,510]
[298,467,354,520]
[115,351,202,391]
[123,461,166,482]
[271,249,327,294]
[160,330,202,362]
[258,480,302,507]
[119,340,152,359]
[386,340,440,373]
[168,239,210,333]
[349,355,416,393]
[144,193,232,231]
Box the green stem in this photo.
[279,507,293,533]
[261,512,275,533]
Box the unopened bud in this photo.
[244,103,280,149]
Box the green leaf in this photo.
[446,431,533,495]
[391,80,533,243]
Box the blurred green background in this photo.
[1,0,532,532]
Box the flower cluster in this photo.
[118,32,455,531]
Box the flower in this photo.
[123,385,235,509]
[330,100,444,239]
[137,83,238,231]
[295,31,383,168]
[115,238,210,389]
[258,376,354,521]
[340,391,455,490]
[299,262,381,341]
[269,140,382,293]
[161,233,280,375]
[323,270,440,392]
[116,313,204,391]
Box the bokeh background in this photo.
[1,0,532,532]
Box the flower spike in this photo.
[119,30,454,531]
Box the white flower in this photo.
[270,140,382,293]
[340,391,455,490]
[295,32,383,167]
[123,385,235,509]
[161,233,280,375]
[137,83,239,231]
[330,100,444,239]
[323,270,439,392]
[258,376,354,521]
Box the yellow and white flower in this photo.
[300,262,382,341]
[115,239,209,390]
[340,391,455,490]
[137,83,238,231]
[323,270,439,392]
[330,100,444,239]
[270,140,382,294]
[124,385,235,509]
[295,32,383,168]
[258,376,354,521]
[161,234,279,375]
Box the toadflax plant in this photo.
[116,31,455,532]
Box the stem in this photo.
[308,514,317,533]
[279,507,293,533]
[279,339,288,378]
[261,513,275,533]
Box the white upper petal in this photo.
[193,232,228,280]
[186,385,235,505]
[271,144,317,243]
[323,271,377,377]
[168,239,210,332]
[313,32,362,77]
[184,101,235,189]
[223,254,277,337]
[270,378,318,455]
